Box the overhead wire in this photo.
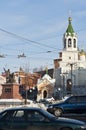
[0,28,57,50]
[0,26,86,58]
[0,26,85,51]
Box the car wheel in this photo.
[54,108,63,116]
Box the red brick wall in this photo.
[1,84,22,99]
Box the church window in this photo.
[59,52,62,58]
[68,39,71,47]
[74,39,76,48]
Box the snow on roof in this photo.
[42,74,51,80]
[42,74,55,84]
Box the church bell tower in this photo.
[63,17,78,52]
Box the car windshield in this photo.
[40,109,56,119]
[0,110,7,117]
[63,95,71,100]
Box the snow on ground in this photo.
[0,99,47,111]
[0,98,63,112]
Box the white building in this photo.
[53,17,86,97]
[37,74,55,100]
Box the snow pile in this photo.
[0,100,47,111]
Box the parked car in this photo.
[47,95,86,117]
[0,106,86,130]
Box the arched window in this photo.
[68,38,71,47]
[43,90,47,98]
[74,39,76,48]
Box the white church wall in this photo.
[53,68,61,87]
[67,68,86,87]
[62,51,78,63]
[53,17,86,96]
[77,69,86,86]
[80,55,86,61]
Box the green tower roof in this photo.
[66,17,74,36]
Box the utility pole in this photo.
[24,73,28,105]
[70,63,73,89]
[60,72,68,98]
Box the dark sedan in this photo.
[0,106,86,130]
[47,95,86,117]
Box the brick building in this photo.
[0,68,40,99]
[0,68,54,100]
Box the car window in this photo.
[66,97,77,103]
[0,111,8,118]
[1,110,14,121]
[12,110,25,121]
[27,110,48,122]
[77,96,86,103]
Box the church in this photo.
[53,17,86,98]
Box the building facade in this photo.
[54,17,86,98]
[37,74,55,100]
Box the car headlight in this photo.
[80,125,86,129]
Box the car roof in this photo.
[72,95,86,97]
[1,106,42,112]
[0,105,55,119]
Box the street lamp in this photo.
[66,62,76,94]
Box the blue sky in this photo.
[0,0,86,73]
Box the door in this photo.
[76,96,86,114]
[26,110,58,130]
[10,110,28,130]
[63,96,77,114]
